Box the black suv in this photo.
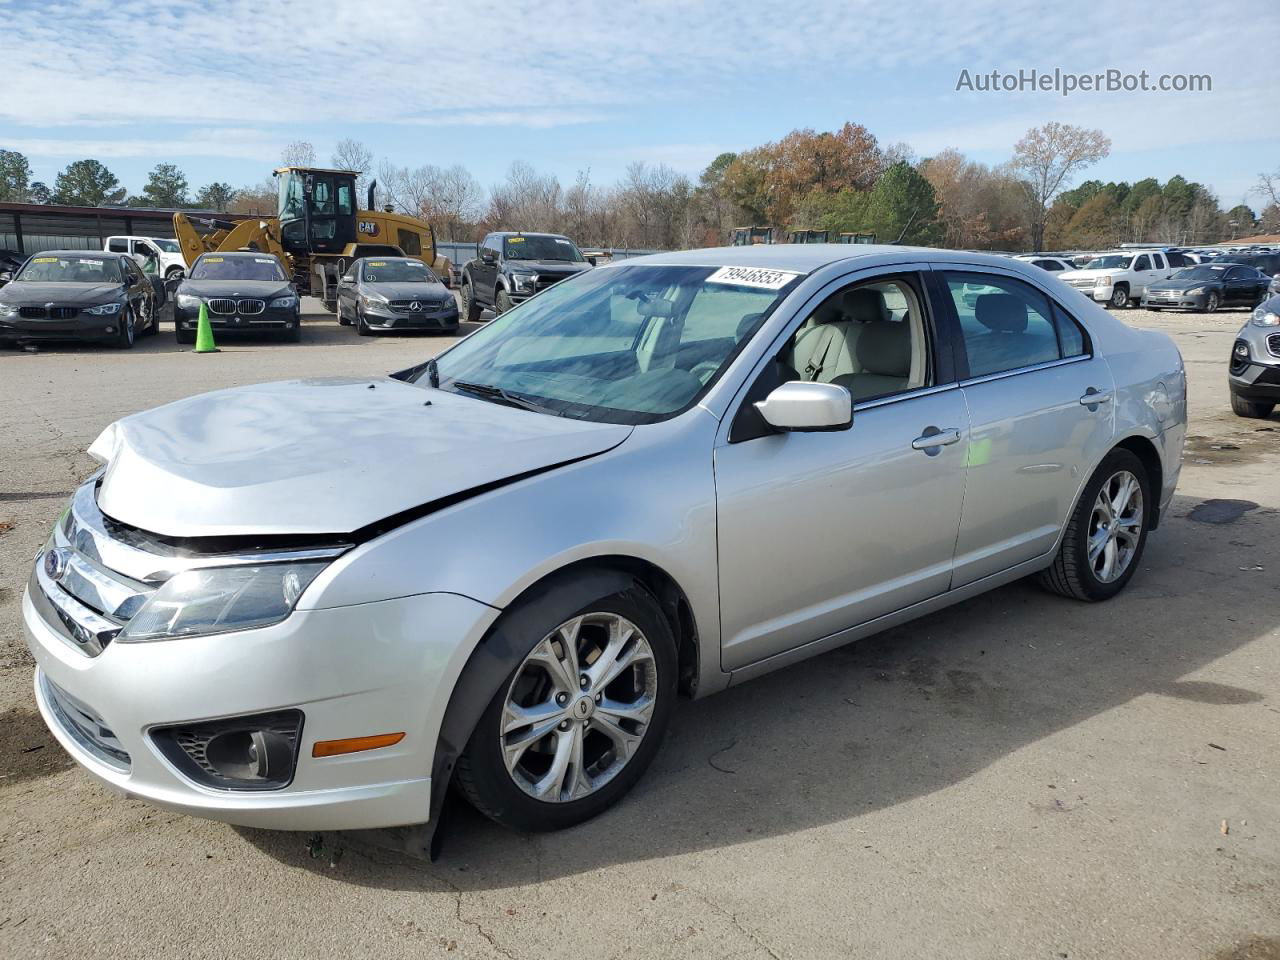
[460,232,592,321]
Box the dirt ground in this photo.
[1,299,1277,960]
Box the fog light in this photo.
[1234,342,1249,358]
[105,325,115,333]
[152,709,303,790]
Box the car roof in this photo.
[36,250,119,258]
[492,231,570,240]
[614,243,1059,274]
[196,251,280,260]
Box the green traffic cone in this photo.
[193,301,219,353]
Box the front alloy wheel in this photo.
[1109,285,1129,309]
[456,583,675,831]
[501,613,657,803]
[1204,291,1220,313]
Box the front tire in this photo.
[1039,449,1151,602]
[114,307,137,349]
[356,305,372,337]
[1109,285,1130,309]
[1204,291,1220,313]
[495,289,514,315]
[1230,392,1275,419]
[456,582,676,832]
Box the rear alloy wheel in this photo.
[1204,291,1220,313]
[1230,392,1275,419]
[1109,285,1130,309]
[1039,449,1150,602]
[461,283,481,323]
[457,586,676,832]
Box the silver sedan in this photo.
[23,245,1186,840]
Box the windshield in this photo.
[1082,255,1132,270]
[1171,266,1230,282]
[504,235,584,262]
[153,239,179,253]
[362,259,435,283]
[426,263,803,424]
[191,256,286,281]
[17,255,121,283]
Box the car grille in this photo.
[535,275,570,293]
[1068,278,1097,289]
[40,671,131,772]
[1147,291,1181,302]
[1269,333,1280,358]
[389,299,449,314]
[18,306,81,319]
[207,298,266,316]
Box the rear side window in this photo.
[942,272,1087,378]
[107,238,128,252]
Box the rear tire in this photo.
[1038,449,1151,602]
[456,581,676,832]
[461,282,481,323]
[1230,392,1275,419]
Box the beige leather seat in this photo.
[790,287,889,384]
[834,319,913,400]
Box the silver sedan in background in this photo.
[24,245,1186,844]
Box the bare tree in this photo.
[280,140,316,167]
[430,165,484,240]
[331,138,374,202]
[1011,123,1110,251]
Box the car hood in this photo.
[0,282,124,305]
[506,260,592,275]
[91,377,633,538]
[178,279,294,300]
[1147,278,1215,292]
[365,281,451,301]
[1058,269,1109,280]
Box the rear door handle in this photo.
[911,427,962,451]
[1079,389,1112,406]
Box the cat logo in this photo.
[358,221,379,236]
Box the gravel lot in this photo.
[1,298,1277,960]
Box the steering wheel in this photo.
[690,360,721,384]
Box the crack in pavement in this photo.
[691,889,784,960]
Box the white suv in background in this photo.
[1059,250,1177,308]
[104,236,187,280]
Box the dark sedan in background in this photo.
[0,251,158,348]
[173,252,300,343]
[1142,263,1270,312]
[336,256,459,335]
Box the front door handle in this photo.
[1079,388,1113,406]
[911,426,962,451]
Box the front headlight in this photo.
[511,272,537,291]
[117,561,328,642]
[85,302,122,316]
[270,295,298,309]
[1099,275,1112,286]
[175,293,201,309]
[0,302,17,317]
[1185,287,1205,296]
[361,293,388,308]
[1251,306,1280,327]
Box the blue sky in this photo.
[2,0,1278,210]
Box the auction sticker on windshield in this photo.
[706,266,801,289]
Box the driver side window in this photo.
[784,277,931,403]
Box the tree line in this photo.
[2,125,1278,252]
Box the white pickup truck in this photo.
[1058,250,1178,308]
[104,236,187,280]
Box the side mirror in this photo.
[585,256,598,266]
[481,251,496,264]
[754,381,851,432]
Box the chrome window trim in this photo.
[958,353,1092,388]
[851,381,961,413]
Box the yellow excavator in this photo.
[174,166,449,312]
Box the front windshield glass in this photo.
[277,172,304,220]
[1083,255,1132,270]
[362,259,435,283]
[17,255,122,283]
[1171,266,1228,282]
[504,235,584,262]
[153,238,179,253]
[427,263,803,424]
[190,256,286,281]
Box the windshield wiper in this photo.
[451,380,554,414]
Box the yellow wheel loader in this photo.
[174,167,451,312]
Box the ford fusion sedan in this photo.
[1143,263,1270,312]
[0,251,159,348]
[173,252,300,343]
[336,256,459,335]
[1228,294,1280,419]
[25,246,1185,842]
